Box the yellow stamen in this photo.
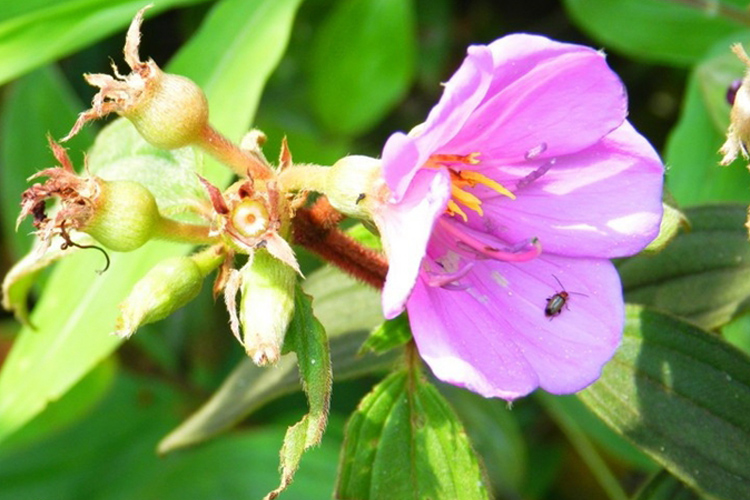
[451,183,484,217]
[458,170,516,200]
[424,152,515,221]
[446,200,469,222]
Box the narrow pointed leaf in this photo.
[0,0,210,85]
[337,370,489,500]
[264,286,331,500]
[579,305,750,500]
[0,0,302,443]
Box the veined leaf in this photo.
[579,305,750,500]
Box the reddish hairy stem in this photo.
[293,197,387,290]
[197,125,273,180]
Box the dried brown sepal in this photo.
[63,5,154,142]
[18,140,101,252]
[720,43,750,165]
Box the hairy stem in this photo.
[196,125,274,180]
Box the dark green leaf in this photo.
[360,313,412,355]
[563,0,750,66]
[665,33,750,205]
[308,0,417,135]
[337,370,489,500]
[0,0,210,85]
[579,305,750,500]
[634,470,702,500]
[620,204,750,330]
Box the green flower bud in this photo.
[239,250,296,365]
[326,155,383,220]
[85,180,159,252]
[115,256,204,338]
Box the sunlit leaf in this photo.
[0,0,303,444]
[665,33,750,205]
[0,0,210,85]
[563,0,750,66]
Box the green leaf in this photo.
[665,33,750,205]
[0,65,94,259]
[619,204,750,330]
[579,305,750,500]
[157,265,392,452]
[562,0,750,66]
[264,286,332,500]
[360,313,412,355]
[642,201,688,255]
[0,358,116,453]
[336,370,489,500]
[440,385,527,497]
[0,373,340,500]
[0,0,210,86]
[0,0,303,444]
[634,470,702,500]
[308,0,417,135]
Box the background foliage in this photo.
[1,1,749,499]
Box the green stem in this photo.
[277,164,331,194]
[196,124,274,180]
[154,216,218,246]
[190,245,227,277]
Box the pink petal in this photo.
[382,45,494,201]
[475,121,664,258]
[376,169,451,319]
[446,43,627,163]
[407,254,623,399]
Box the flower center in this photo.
[231,198,269,239]
[424,153,515,222]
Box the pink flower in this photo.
[374,34,664,400]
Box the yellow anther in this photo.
[446,200,469,222]
[458,170,516,200]
[451,183,484,216]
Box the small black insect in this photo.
[545,275,586,318]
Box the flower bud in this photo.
[325,155,384,220]
[239,249,296,366]
[115,256,204,338]
[86,180,160,252]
